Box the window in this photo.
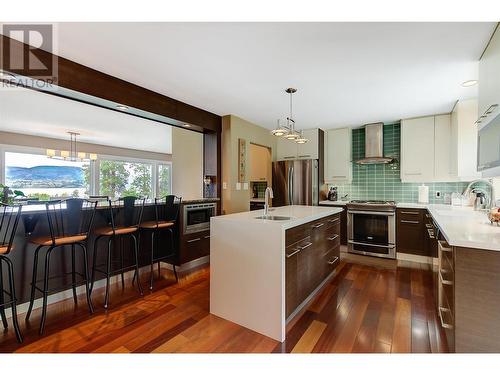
[1,148,171,201]
[4,151,90,200]
[99,159,153,199]
[158,163,172,197]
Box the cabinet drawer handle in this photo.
[284,156,295,159]
[328,218,340,223]
[327,256,339,265]
[312,223,324,229]
[438,307,454,329]
[298,155,311,158]
[404,172,422,176]
[400,211,419,215]
[331,175,347,178]
[204,235,211,239]
[187,238,201,243]
[327,234,339,241]
[401,220,419,224]
[297,242,313,250]
[286,248,301,258]
[439,270,453,285]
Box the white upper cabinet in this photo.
[434,114,454,182]
[276,137,298,160]
[450,99,481,180]
[402,110,480,182]
[324,127,352,183]
[276,128,319,160]
[297,129,319,159]
[479,26,500,127]
[401,116,436,182]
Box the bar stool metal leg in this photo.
[90,236,102,294]
[76,243,94,314]
[150,231,155,290]
[39,246,54,335]
[71,244,77,304]
[0,261,7,329]
[131,234,143,296]
[168,229,178,282]
[25,245,43,321]
[119,237,125,288]
[3,257,23,343]
[104,238,112,309]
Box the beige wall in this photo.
[172,127,204,200]
[222,115,277,214]
[0,130,171,162]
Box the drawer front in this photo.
[286,224,311,247]
[181,233,210,263]
[397,208,425,222]
[324,245,340,278]
[437,240,455,351]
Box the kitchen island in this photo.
[210,205,343,341]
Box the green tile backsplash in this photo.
[327,122,470,203]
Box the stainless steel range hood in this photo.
[355,122,394,165]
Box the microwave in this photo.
[183,202,216,234]
[478,110,500,172]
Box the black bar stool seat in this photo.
[137,195,181,290]
[0,203,23,343]
[90,196,145,309]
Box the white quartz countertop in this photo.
[212,205,343,229]
[427,204,500,251]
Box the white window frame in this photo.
[0,144,172,199]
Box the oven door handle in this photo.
[348,240,395,249]
[347,210,395,216]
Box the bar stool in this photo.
[138,195,181,290]
[25,199,97,335]
[90,196,144,309]
[0,203,23,343]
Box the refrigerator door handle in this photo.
[288,164,293,205]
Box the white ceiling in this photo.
[0,87,172,154]
[2,22,497,131]
[34,22,496,130]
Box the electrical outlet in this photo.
[435,191,441,198]
[223,182,227,190]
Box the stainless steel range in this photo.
[347,200,396,259]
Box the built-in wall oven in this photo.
[183,202,217,234]
[347,200,396,259]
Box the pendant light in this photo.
[271,88,308,143]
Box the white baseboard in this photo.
[3,256,210,319]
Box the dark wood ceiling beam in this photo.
[0,34,221,132]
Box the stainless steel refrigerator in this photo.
[272,159,319,207]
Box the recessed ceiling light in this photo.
[116,104,129,111]
[461,80,478,87]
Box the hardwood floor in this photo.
[0,256,449,353]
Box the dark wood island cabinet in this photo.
[285,212,341,318]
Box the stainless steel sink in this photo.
[254,215,293,221]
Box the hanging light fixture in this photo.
[46,132,97,162]
[271,88,308,143]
